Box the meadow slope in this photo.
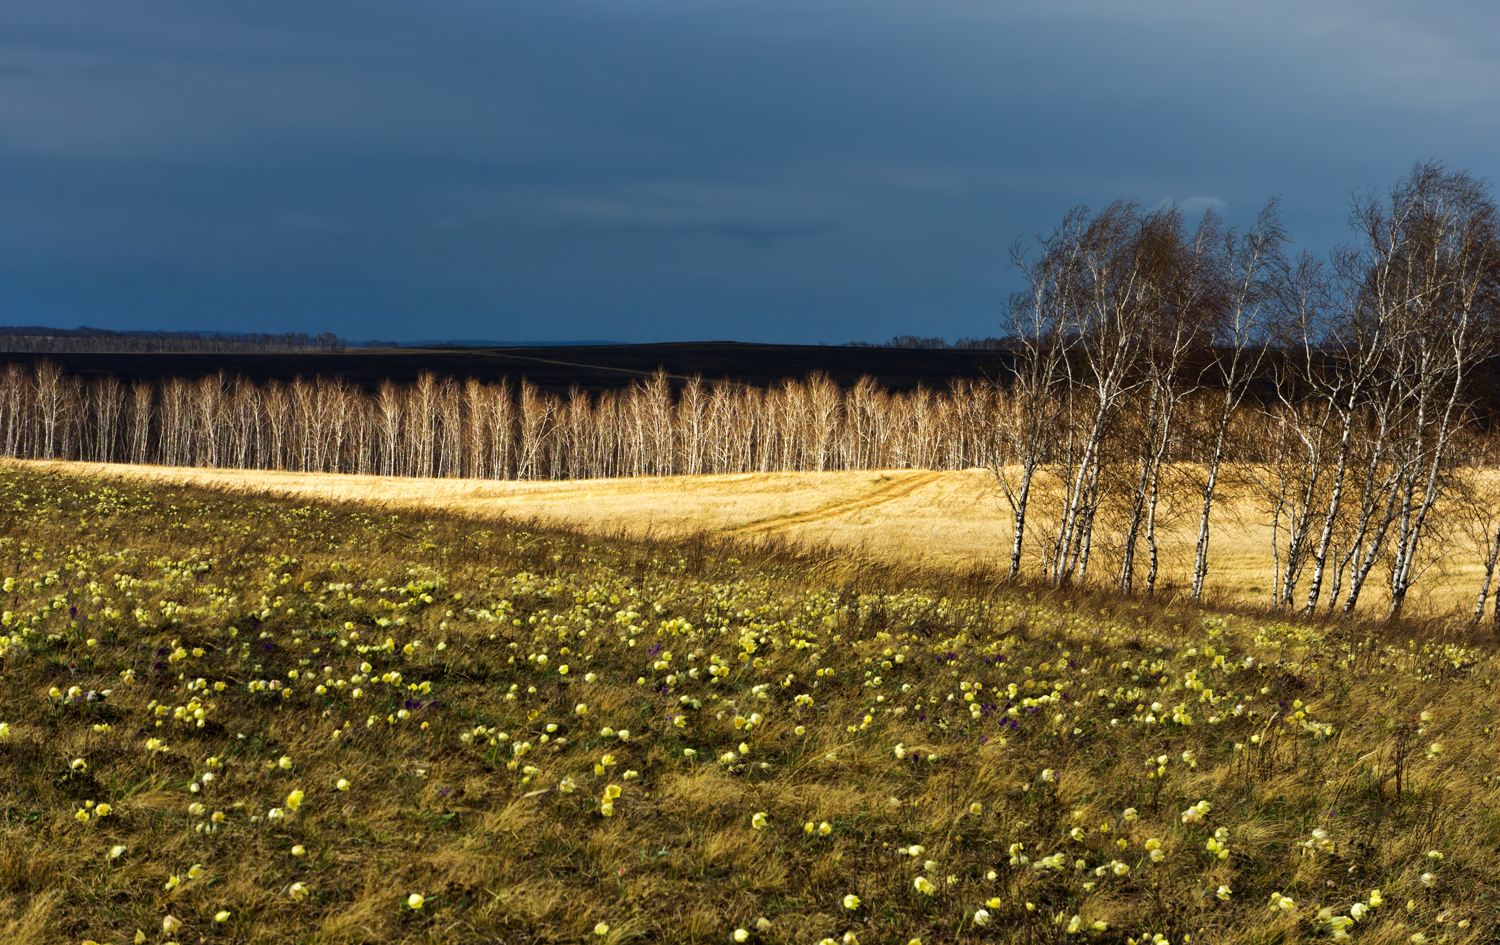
[0,466,1497,943]
[13,460,1498,618]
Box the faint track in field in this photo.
[728,470,943,536]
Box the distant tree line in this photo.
[0,327,345,354]
[0,363,998,481]
[849,335,1009,350]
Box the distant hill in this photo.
[0,341,1011,394]
[0,325,344,353]
[372,339,621,348]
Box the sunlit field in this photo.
[16,459,1499,619]
[2,465,1499,944]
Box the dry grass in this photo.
[14,459,1498,618]
[1,464,1499,944]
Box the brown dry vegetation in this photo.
[2,465,1499,945]
[14,459,1499,620]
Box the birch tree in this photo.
[1189,201,1284,599]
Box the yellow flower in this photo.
[594,922,610,936]
[213,911,231,924]
[285,789,305,812]
[751,811,768,830]
[913,876,936,895]
[406,893,425,910]
[1181,800,1211,825]
[842,894,861,910]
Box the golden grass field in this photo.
[12,460,1498,618]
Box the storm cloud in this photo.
[1,1,1497,342]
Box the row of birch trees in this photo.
[0,364,1001,480]
[995,162,1500,621]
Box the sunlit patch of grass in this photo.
[16,458,1500,618]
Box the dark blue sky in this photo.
[3,1,1498,343]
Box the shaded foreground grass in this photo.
[0,466,1497,944]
